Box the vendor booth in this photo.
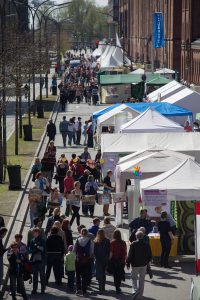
[115,150,194,193]
[101,132,200,176]
[148,80,200,118]
[120,108,184,133]
[139,158,200,254]
[96,104,140,142]
[93,102,193,128]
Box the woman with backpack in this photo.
[74,228,94,296]
[85,175,98,218]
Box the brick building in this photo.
[118,0,200,85]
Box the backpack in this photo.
[76,239,91,265]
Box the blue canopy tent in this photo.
[93,102,193,128]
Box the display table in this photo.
[148,233,178,257]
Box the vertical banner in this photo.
[195,202,200,273]
[153,12,164,49]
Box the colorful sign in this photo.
[153,12,164,48]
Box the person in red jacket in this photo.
[64,170,74,217]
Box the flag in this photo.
[153,12,165,48]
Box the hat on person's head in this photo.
[68,245,74,252]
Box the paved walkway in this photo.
[4,102,194,300]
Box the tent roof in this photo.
[154,68,176,74]
[101,132,200,154]
[100,73,171,85]
[130,68,145,74]
[140,158,200,200]
[118,148,194,164]
[93,103,192,125]
[117,150,194,173]
[148,80,200,115]
[120,107,184,133]
[97,104,139,126]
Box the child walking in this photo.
[64,245,76,292]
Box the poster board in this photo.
[66,194,81,206]
[82,195,96,205]
[111,192,127,203]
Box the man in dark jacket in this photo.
[46,120,56,142]
[129,209,152,236]
[46,226,64,285]
[126,230,152,299]
[0,227,8,290]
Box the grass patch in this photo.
[0,107,52,225]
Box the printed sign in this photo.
[153,12,164,48]
[82,195,96,205]
[143,189,167,206]
[66,194,81,206]
[111,192,127,203]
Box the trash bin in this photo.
[7,165,21,190]
[23,125,32,141]
[52,86,57,96]
[37,104,44,118]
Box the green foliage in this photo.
[58,0,109,47]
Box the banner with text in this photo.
[153,12,164,48]
[143,189,167,206]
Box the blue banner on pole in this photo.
[153,12,164,48]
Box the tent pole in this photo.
[194,201,198,276]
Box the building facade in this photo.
[119,0,200,85]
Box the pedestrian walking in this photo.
[81,146,91,163]
[0,227,8,291]
[158,211,174,268]
[61,219,73,248]
[46,120,56,142]
[64,245,76,292]
[126,230,152,299]
[59,116,69,148]
[82,121,88,146]
[31,158,42,182]
[75,117,82,145]
[56,161,68,193]
[103,170,114,216]
[94,229,110,294]
[28,185,43,228]
[102,217,116,241]
[129,209,153,239]
[85,175,98,217]
[74,228,94,296]
[109,230,127,294]
[46,226,64,286]
[70,181,82,227]
[45,207,62,236]
[88,218,100,237]
[29,228,46,295]
[79,169,90,216]
[67,119,75,146]
[64,170,74,216]
[7,242,28,300]
[41,152,53,184]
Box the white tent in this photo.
[97,104,139,141]
[92,42,107,58]
[120,108,184,133]
[154,68,175,74]
[115,150,194,193]
[101,132,200,176]
[130,68,145,74]
[140,158,200,201]
[97,45,113,63]
[148,80,200,117]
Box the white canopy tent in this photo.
[92,42,107,58]
[154,68,175,74]
[120,108,184,133]
[115,150,194,193]
[140,158,200,201]
[101,132,200,176]
[148,80,200,117]
[97,104,140,142]
[130,68,145,74]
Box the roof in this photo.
[99,73,171,85]
[140,158,200,200]
[120,107,184,133]
[101,132,200,154]
[93,103,192,126]
[97,104,139,126]
[154,68,175,74]
[148,80,200,116]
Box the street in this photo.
[3,102,194,300]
